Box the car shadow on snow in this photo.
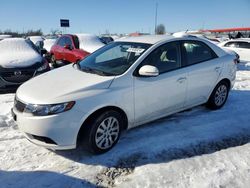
[54,89,250,173]
[0,170,96,188]
[237,61,250,71]
[0,88,17,94]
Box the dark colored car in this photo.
[50,34,90,66]
[99,36,114,44]
[0,38,50,92]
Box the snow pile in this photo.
[116,143,250,187]
[28,36,44,45]
[0,35,12,40]
[0,38,42,68]
[111,35,121,40]
[43,38,57,52]
[76,33,104,53]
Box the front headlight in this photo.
[23,101,75,116]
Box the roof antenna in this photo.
[185,29,189,33]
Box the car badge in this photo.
[14,70,22,76]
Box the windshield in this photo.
[79,42,151,76]
[26,39,40,54]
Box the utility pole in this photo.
[155,2,158,34]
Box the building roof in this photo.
[202,27,250,33]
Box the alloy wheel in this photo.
[95,116,120,149]
[214,84,228,106]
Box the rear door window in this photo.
[238,42,250,49]
[224,42,239,48]
[181,41,217,66]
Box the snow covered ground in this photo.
[0,62,250,188]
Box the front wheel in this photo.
[206,81,229,110]
[50,55,58,68]
[86,110,123,154]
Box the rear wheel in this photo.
[206,81,229,110]
[85,110,123,154]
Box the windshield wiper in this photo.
[81,66,113,76]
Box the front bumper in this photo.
[0,64,50,92]
[12,105,83,150]
[0,77,20,91]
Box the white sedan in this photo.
[218,39,250,62]
[13,35,237,154]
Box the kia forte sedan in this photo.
[12,35,237,154]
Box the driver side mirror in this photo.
[40,49,47,55]
[138,65,159,77]
[64,44,73,50]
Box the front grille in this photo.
[14,98,26,112]
[1,70,35,83]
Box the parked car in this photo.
[27,36,45,45]
[0,38,50,91]
[13,35,237,154]
[76,33,105,53]
[27,36,45,50]
[173,32,220,44]
[218,39,250,62]
[50,34,90,66]
[99,36,114,44]
[43,36,58,52]
[42,36,58,63]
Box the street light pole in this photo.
[155,2,158,34]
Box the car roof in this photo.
[61,34,75,37]
[117,34,227,58]
[116,35,176,44]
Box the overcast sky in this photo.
[0,0,250,34]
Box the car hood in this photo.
[0,38,42,68]
[17,65,115,104]
[0,51,42,69]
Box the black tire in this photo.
[206,81,229,110]
[85,110,123,154]
[51,55,58,68]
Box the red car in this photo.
[50,34,89,66]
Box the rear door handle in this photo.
[177,77,187,83]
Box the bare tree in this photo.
[26,29,43,36]
[50,29,60,35]
[0,29,43,37]
[155,24,166,35]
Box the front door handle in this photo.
[177,77,187,83]
[214,67,221,73]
